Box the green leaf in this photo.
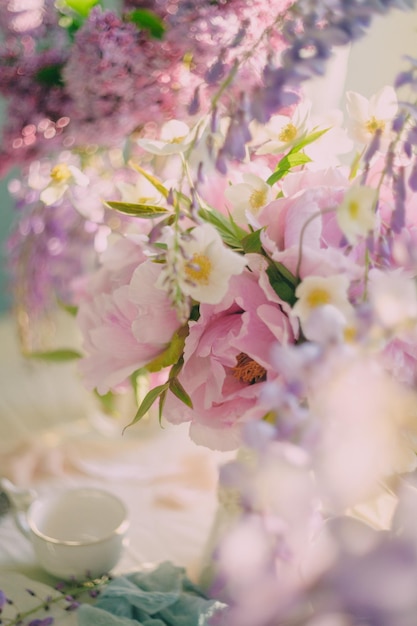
[267,153,312,186]
[62,0,99,17]
[169,377,193,408]
[129,368,148,406]
[145,326,189,373]
[152,242,168,251]
[126,9,166,39]
[169,356,185,380]
[25,349,82,362]
[266,128,329,186]
[57,300,78,317]
[124,382,170,432]
[35,64,64,87]
[290,127,330,153]
[198,207,247,249]
[241,229,264,254]
[274,261,298,287]
[57,13,83,39]
[266,265,297,306]
[175,190,192,210]
[189,304,200,322]
[270,279,297,305]
[128,162,170,199]
[158,388,168,426]
[94,389,118,416]
[105,201,169,218]
[349,151,362,180]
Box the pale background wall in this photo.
[346,8,417,97]
[305,7,417,110]
[0,7,416,313]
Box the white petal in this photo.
[40,183,67,205]
[224,183,253,209]
[293,98,312,125]
[256,140,286,155]
[346,91,370,122]
[371,85,398,119]
[136,138,188,155]
[68,165,89,187]
[242,173,268,189]
[160,119,190,142]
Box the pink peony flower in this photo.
[78,283,148,395]
[163,268,294,450]
[73,234,147,304]
[257,169,364,281]
[77,239,181,394]
[128,259,182,349]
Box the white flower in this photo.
[303,109,353,170]
[311,351,417,509]
[292,274,353,330]
[336,185,377,244]
[346,86,398,148]
[368,269,417,330]
[40,163,89,206]
[137,120,194,155]
[171,223,246,304]
[254,99,312,155]
[27,160,54,191]
[116,176,164,206]
[224,173,273,224]
[301,304,350,344]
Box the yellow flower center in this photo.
[249,188,268,211]
[171,135,187,144]
[183,51,194,70]
[344,326,356,343]
[137,196,154,204]
[50,163,72,184]
[233,352,267,385]
[306,288,331,308]
[365,116,385,135]
[279,122,297,143]
[348,200,360,220]
[184,253,212,285]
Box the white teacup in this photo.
[1,479,129,580]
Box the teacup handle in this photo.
[0,478,37,537]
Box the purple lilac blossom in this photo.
[392,166,407,232]
[0,3,72,175]
[6,188,99,322]
[247,0,416,121]
[277,523,417,626]
[28,618,54,626]
[0,0,59,39]
[5,147,148,327]
[62,7,186,146]
[0,1,291,172]
[0,47,72,175]
[212,490,417,626]
[1,0,415,173]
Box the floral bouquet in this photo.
[4,0,417,623]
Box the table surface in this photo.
[0,314,232,623]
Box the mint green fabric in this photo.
[0,172,16,313]
[77,562,224,626]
